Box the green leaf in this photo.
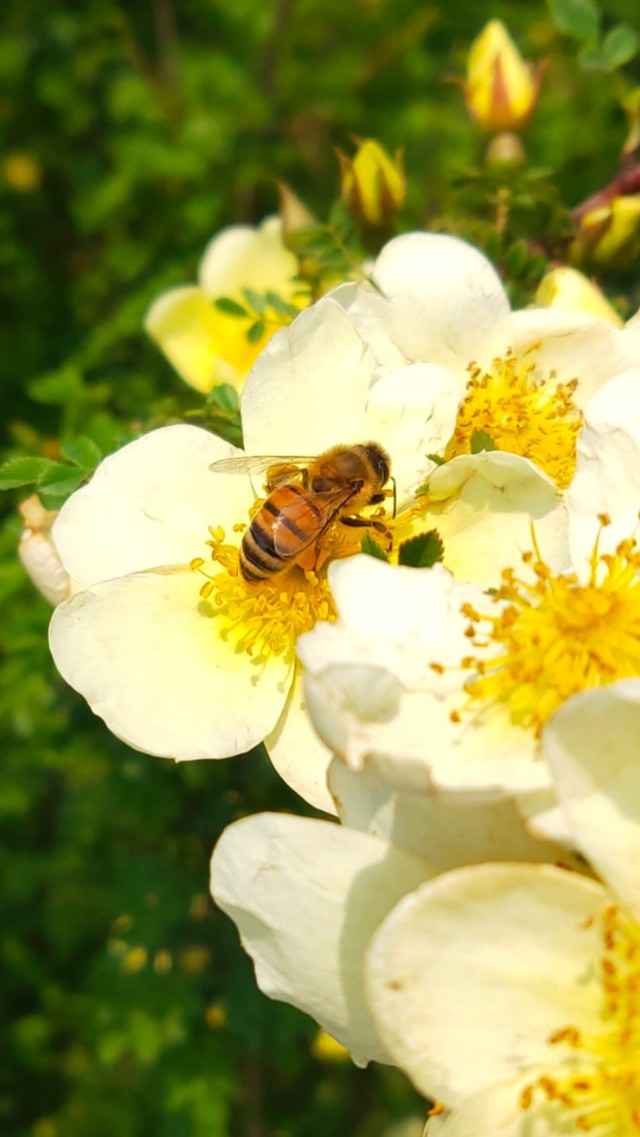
[603,24,640,69]
[38,463,86,501]
[60,436,103,471]
[201,384,243,449]
[398,530,444,568]
[264,290,300,318]
[246,320,265,344]
[547,0,600,45]
[470,430,496,454]
[214,297,248,318]
[361,534,389,561]
[241,288,266,315]
[426,452,446,466]
[0,456,53,490]
[204,383,239,415]
[27,366,85,406]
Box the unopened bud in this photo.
[338,139,405,227]
[465,20,540,133]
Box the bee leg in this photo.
[340,516,386,531]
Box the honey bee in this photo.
[210,442,392,582]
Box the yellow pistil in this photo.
[190,525,337,667]
[446,347,582,487]
[520,904,640,1134]
[461,528,640,736]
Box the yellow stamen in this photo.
[521,904,640,1134]
[446,348,582,487]
[461,528,640,736]
[191,525,336,667]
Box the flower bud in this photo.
[465,20,539,133]
[535,267,622,327]
[18,496,72,606]
[338,139,405,227]
[573,195,640,268]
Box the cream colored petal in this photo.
[49,567,290,758]
[210,812,433,1064]
[144,285,219,394]
[568,368,640,574]
[365,863,606,1104]
[328,758,564,871]
[52,426,250,589]
[265,667,336,815]
[425,1075,563,1137]
[510,308,640,409]
[424,452,569,588]
[198,217,298,300]
[241,297,378,456]
[299,560,548,797]
[365,363,465,498]
[543,680,640,918]
[369,233,511,371]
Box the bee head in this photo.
[359,442,391,488]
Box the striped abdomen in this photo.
[240,483,341,582]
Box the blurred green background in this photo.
[1,1,639,1133]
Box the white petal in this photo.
[210,812,433,1064]
[198,217,298,299]
[329,758,566,871]
[366,363,465,498]
[424,452,569,587]
[52,426,250,589]
[369,233,511,370]
[49,567,290,758]
[299,560,549,797]
[366,863,606,1103]
[427,1075,561,1137]
[265,668,336,815]
[241,297,378,456]
[568,368,640,572]
[510,308,640,408]
[543,679,640,917]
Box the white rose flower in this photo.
[364,679,640,1134]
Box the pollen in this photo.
[446,347,582,487]
[191,526,336,667]
[461,530,640,736]
[520,904,640,1134]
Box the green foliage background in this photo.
[1,0,639,1133]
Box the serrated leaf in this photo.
[38,463,86,498]
[603,24,640,69]
[548,0,600,45]
[361,534,389,561]
[60,436,103,471]
[241,288,266,315]
[470,430,496,454]
[246,321,265,344]
[398,530,444,568]
[0,456,53,490]
[214,297,248,318]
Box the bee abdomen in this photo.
[240,516,282,581]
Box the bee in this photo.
[210,442,392,582]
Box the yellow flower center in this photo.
[460,527,640,736]
[520,904,640,1134]
[446,348,582,487]
[190,526,336,667]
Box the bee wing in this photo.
[272,486,354,557]
[209,455,314,476]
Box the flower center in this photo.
[446,348,582,487]
[191,526,337,667]
[459,528,640,736]
[520,904,640,1134]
